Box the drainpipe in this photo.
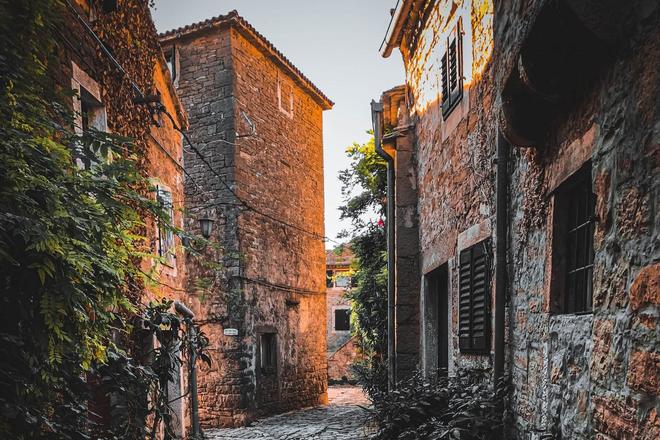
[494,130,509,384]
[371,100,396,390]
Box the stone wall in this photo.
[394,0,496,377]
[230,27,328,417]
[495,1,660,437]
[328,337,360,383]
[59,1,190,434]
[386,0,658,438]
[161,16,329,427]
[327,286,352,354]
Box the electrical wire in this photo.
[64,0,341,246]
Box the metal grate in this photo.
[563,169,595,313]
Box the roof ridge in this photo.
[158,10,333,109]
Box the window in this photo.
[326,270,334,288]
[156,186,175,263]
[458,240,490,354]
[260,333,277,374]
[441,20,463,118]
[335,275,351,288]
[164,45,177,82]
[551,163,595,314]
[71,62,107,169]
[334,308,350,332]
[277,75,294,118]
[101,0,117,13]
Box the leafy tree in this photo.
[338,133,389,399]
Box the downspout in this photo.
[494,130,509,384]
[371,100,396,390]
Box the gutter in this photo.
[380,0,414,58]
[371,100,396,390]
[494,131,509,384]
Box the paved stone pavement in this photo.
[205,386,374,440]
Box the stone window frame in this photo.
[148,178,178,276]
[277,73,294,119]
[332,306,351,334]
[155,183,176,267]
[71,61,107,135]
[549,161,595,315]
[71,61,108,169]
[439,10,474,144]
[163,44,180,87]
[543,124,596,314]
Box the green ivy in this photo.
[0,1,209,438]
[338,133,389,399]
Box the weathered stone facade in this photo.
[326,248,360,382]
[379,0,659,438]
[159,11,332,428]
[58,1,191,435]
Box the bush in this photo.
[369,370,508,440]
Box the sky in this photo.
[150,0,405,248]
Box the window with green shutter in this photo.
[441,19,463,118]
[458,240,491,354]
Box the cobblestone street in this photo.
[205,386,373,440]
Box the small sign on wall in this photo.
[223,328,239,336]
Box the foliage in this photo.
[370,370,508,440]
[338,133,389,399]
[338,134,387,234]
[92,300,210,440]
[0,1,208,438]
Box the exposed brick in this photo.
[160,14,330,427]
[629,263,660,312]
[626,350,660,396]
[592,396,638,440]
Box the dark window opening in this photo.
[551,162,595,314]
[260,333,277,374]
[101,0,118,13]
[334,308,350,332]
[458,240,491,354]
[427,263,449,375]
[326,270,333,288]
[441,20,463,118]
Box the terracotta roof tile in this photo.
[159,10,333,110]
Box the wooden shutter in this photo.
[441,20,463,117]
[458,241,491,354]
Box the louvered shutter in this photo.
[458,241,491,354]
[441,51,449,110]
[441,20,463,117]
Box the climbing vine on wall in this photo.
[0,1,208,438]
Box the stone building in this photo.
[376,0,658,438]
[326,247,360,383]
[159,11,333,427]
[59,0,190,436]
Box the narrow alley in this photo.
[205,387,373,440]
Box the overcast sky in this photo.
[150,0,404,248]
